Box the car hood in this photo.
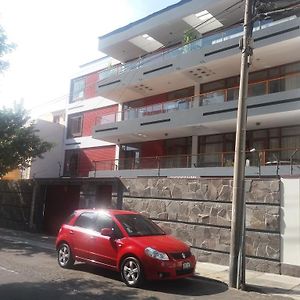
[128,235,189,253]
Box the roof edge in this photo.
[99,0,192,40]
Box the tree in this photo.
[0,25,16,72]
[0,104,53,177]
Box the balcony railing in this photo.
[98,16,296,83]
[92,148,300,175]
[96,72,300,125]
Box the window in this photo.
[64,149,79,176]
[67,114,82,138]
[97,214,123,239]
[97,214,113,231]
[53,115,61,124]
[75,212,97,230]
[115,214,165,237]
[70,77,85,102]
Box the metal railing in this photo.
[98,16,296,83]
[92,148,300,175]
[95,72,300,126]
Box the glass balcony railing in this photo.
[98,16,297,82]
[91,148,300,174]
[95,72,300,126]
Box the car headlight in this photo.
[145,247,169,260]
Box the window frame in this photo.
[74,212,97,230]
[67,114,83,138]
[70,77,86,103]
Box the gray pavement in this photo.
[0,227,299,299]
[195,262,300,300]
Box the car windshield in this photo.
[115,214,166,237]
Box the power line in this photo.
[184,0,244,35]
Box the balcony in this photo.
[97,15,299,98]
[96,72,300,126]
[89,148,300,178]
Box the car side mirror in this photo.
[100,228,114,238]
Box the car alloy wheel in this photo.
[57,243,74,268]
[121,257,143,287]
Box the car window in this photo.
[74,212,97,230]
[97,214,113,231]
[115,214,165,237]
[96,214,123,239]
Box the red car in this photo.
[56,209,196,287]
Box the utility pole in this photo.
[229,0,254,289]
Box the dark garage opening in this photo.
[43,185,80,235]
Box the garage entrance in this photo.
[43,185,80,235]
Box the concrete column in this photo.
[29,181,39,231]
[193,83,201,107]
[114,145,120,170]
[191,135,198,168]
[281,178,300,276]
[116,181,124,209]
[116,103,122,121]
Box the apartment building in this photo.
[65,0,300,179]
[61,0,300,275]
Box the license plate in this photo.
[182,262,191,270]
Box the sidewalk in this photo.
[195,262,300,300]
[0,227,299,299]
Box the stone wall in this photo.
[120,178,281,273]
[0,180,33,230]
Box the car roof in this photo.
[74,209,139,216]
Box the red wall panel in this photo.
[79,146,116,177]
[84,72,98,99]
[82,105,118,136]
[140,140,165,157]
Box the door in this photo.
[90,214,122,268]
[43,185,80,235]
[71,211,98,259]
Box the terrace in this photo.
[96,72,300,126]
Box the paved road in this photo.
[0,233,291,300]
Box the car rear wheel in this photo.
[121,257,144,287]
[57,243,74,269]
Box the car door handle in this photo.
[69,230,74,234]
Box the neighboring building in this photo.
[2,169,21,180]
[1,107,66,180]
[26,108,66,179]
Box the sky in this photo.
[0,0,178,117]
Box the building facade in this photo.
[93,1,300,178]
[64,57,119,178]
[61,0,300,275]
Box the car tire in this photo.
[57,243,74,269]
[121,256,144,287]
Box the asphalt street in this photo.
[0,232,291,300]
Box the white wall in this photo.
[281,178,300,266]
[29,119,65,178]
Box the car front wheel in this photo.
[57,243,74,269]
[121,257,144,287]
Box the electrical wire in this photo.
[184,0,245,35]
